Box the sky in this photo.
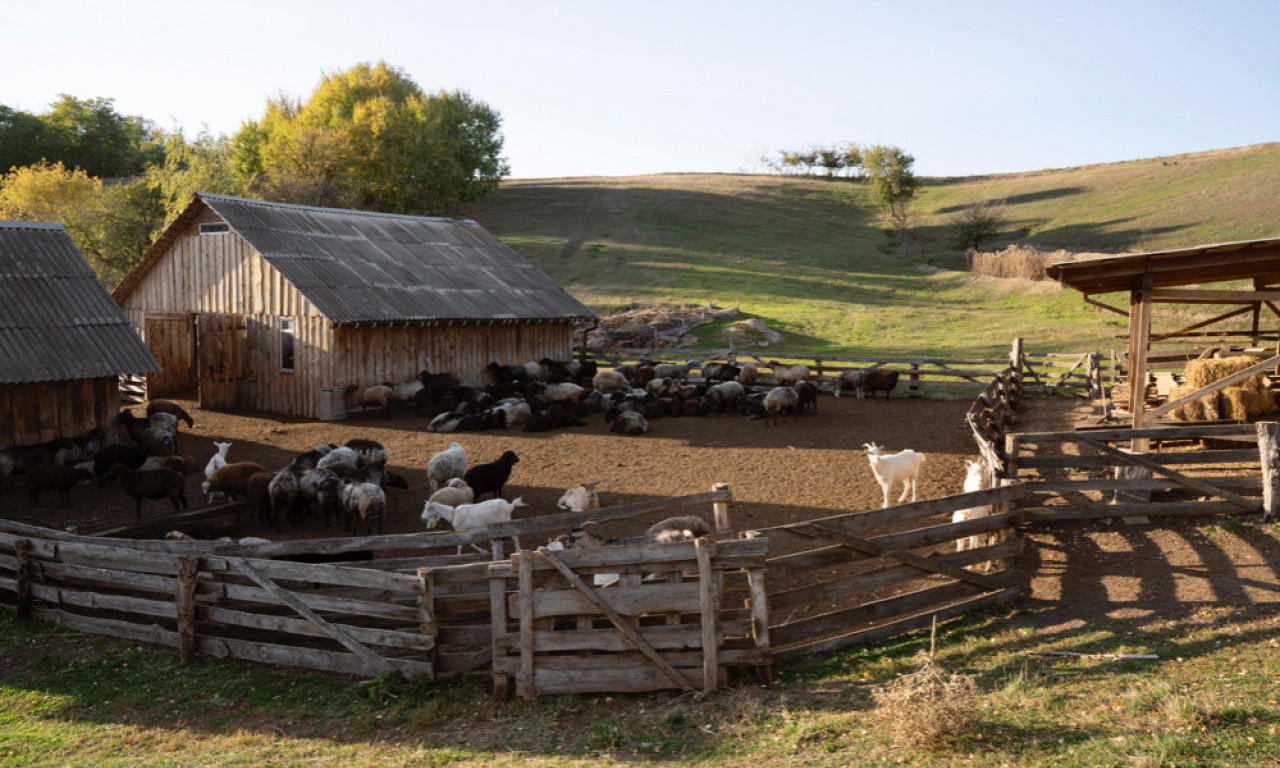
[3,1,1279,179]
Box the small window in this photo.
[199,222,230,235]
[280,318,296,372]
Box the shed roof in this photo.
[0,222,160,384]
[1046,236,1280,294]
[115,193,596,326]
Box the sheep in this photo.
[246,471,275,527]
[767,361,809,386]
[556,481,601,512]
[953,459,992,555]
[388,377,425,407]
[700,380,747,415]
[269,470,302,531]
[646,515,711,537]
[463,450,519,501]
[146,412,181,436]
[634,364,656,387]
[539,357,575,382]
[421,497,527,554]
[501,401,533,430]
[610,411,649,435]
[344,384,393,412]
[48,427,106,465]
[645,377,677,397]
[739,362,758,386]
[146,399,194,428]
[569,521,700,548]
[864,443,926,509]
[114,465,188,519]
[202,462,267,504]
[317,446,359,472]
[205,441,232,480]
[299,467,343,526]
[793,380,818,413]
[340,480,387,535]
[141,454,197,474]
[25,461,94,507]
[543,383,585,405]
[344,438,387,467]
[862,370,900,401]
[763,386,799,426]
[429,477,475,508]
[427,441,467,494]
[653,362,692,382]
[701,362,741,383]
[93,444,149,485]
[349,461,409,490]
[592,370,628,394]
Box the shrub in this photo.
[966,244,1102,281]
[951,197,1006,251]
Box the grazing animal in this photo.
[463,450,520,501]
[344,384,393,412]
[422,497,528,554]
[202,462,267,503]
[701,362,741,383]
[556,482,601,512]
[25,462,94,507]
[429,477,475,508]
[763,386,799,426]
[427,442,468,494]
[861,370,900,401]
[767,361,811,386]
[953,459,993,555]
[340,480,387,535]
[146,400,194,428]
[205,441,232,480]
[114,466,188,519]
[864,443,926,509]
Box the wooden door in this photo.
[198,314,243,410]
[144,314,196,396]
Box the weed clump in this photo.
[871,650,980,749]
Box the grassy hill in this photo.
[465,143,1280,357]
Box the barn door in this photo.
[198,314,243,410]
[143,314,196,396]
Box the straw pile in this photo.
[1169,356,1278,422]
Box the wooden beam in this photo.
[1144,352,1280,422]
[1083,295,1129,317]
[1150,288,1280,304]
[794,521,1005,591]
[1259,422,1280,523]
[1149,305,1254,342]
[1129,274,1153,438]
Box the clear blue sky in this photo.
[4,0,1278,179]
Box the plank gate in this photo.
[487,537,770,699]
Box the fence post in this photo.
[909,362,921,398]
[1010,338,1024,391]
[1259,422,1280,522]
[1087,352,1102,399]
[813,356,825,390]
[176,555,199,663]
[14,539,31,620]
[712,482,732,532]
[416,567,437,675]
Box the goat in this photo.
[864,443,926,509]
[422,497,527,554]
[427,441,467,494]
[463,450,519,501]
[205,441,232,480]
[953,459,993,556]
[146,399,194,428]
[25,461,94,507]
[556,482,601,512]
[114,465,187,519]
[767,361,810,386]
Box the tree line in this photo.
[760,143,921,229]
[0,62,509,287]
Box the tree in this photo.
[146,129,249,218]
[951,197,1006,251]
[0,96,158,178]
[80,178,168,286]
[0,161,100,222]
[234,62,509,215]
[861,144,920,227]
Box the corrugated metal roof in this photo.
[182,193,594,325]
[0,222,160,384]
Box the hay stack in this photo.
[1167,384,1217,421]
[1174,356,1277,422]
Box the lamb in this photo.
[427,441,467,494]
[763,386,799,426]
[202,461,268,503]
[340,480,387,535]
[592,370,628,394]
[344,384,393,412]
[429,477,475,508]
[463,450,520,501]
[864,443,926,509]
[834,369,867,398]
[205,441,232,480]
[862,370,900,401]
[767,361,811,386]
[146,399,194,428]
[114,465,188,519]
[610,411,649,435]
[93,444,149,485]
[422,497,528,554]
[653,363,692,382]
[344,438,387,467]
[952,459,992,555]
[556,481,601,512]
[25,461,94,507]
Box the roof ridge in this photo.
[196,192,477,226]
[0,221,67,232]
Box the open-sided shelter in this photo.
[0,222,159,447]
[113,193,595,418]
[1047,236,1280,428]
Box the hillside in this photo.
[465,144,1280,357]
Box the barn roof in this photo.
[116,193,596,326]
[1046,235,1280,294]
[0,222,160,384]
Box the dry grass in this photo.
[966,244,1109,281]
[870,649,980,749]
[1171,356,1279,422]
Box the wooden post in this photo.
[1128,275,1153,451]
[1010,338,1023,390]
[695,538,719,693]
[175,555,200,664]
[746,566,771,684]
[488,563,511,700]
[909,362,921,398]
[1002,433,1022,482]
[813,356,824,390]
[1087,352,1102,399]
[517,551,536,701]
[712,482,731,533]
[14,539,31,620]
[416,567,437,675]
[1259,422,1280,523]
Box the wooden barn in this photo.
[0,222,159,448]
[113,193,595,419]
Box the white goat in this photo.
[422,497,527,555]
[556,481,601,512]
[204,441,231,482]
[864,443,926,508]
[952,459,992,554]
[427,441,467,494]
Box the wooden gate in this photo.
[198,314,243,410]
[144,314,196,396]
[488,537,769,700]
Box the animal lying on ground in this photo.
[429,477,475,508]
[557,482,601,512]
[864,443,926,508]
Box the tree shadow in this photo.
[932,186,1089,215]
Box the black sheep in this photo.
[463,450,519,501]
[93,444,149,486]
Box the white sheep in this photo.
[421,497,527,554]
[317,446,359,472]
[556,482,601,512]
[340,480,386,535]
[427,441,467,494]
[204,441,231,482]
[543,383,585,404]
[834,369,868,398]
[429,477,475,508]
[952,459,992,554]
[864,442,926,509]
[767,361,811,386]
[592,370,628,394]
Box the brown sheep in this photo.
[26,461,94,507]
[202,462,268,503]
[246,471,274,526]
[115,466,187,519]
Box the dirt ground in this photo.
[4,392,1279,629]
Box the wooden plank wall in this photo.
[333,322,575,390]
[142,315,196,395]
[0,377,118,448]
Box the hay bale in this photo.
[1179,356,1275,420]
[1220,387,1251,421]
[1166,384,1218,422]
[1184,356,1259,389]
